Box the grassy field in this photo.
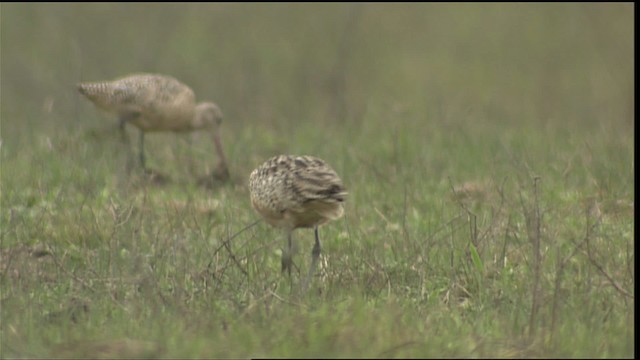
[0,3,634,358]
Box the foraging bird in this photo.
[249,155,347,291]
[77,73,229,180]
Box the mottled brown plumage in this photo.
[77,73,229,180]
[249,155,347,291]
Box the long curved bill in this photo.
[212,128,230,181]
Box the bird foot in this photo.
[212,165,230,182]
[197,167,230,189]
[281,254,293,277]
[141,168,171,185]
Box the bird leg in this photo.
[139,130,147,171]
[117,115,136,174]
[118,118,128,143]
[186,133,197,178]
[302,226,321,292]
[281,231,293,277]
[117,112,147,171]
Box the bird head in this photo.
[194,102,229,182]
[194,102,223,130]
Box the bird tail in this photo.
[76,81,118,110]
[76,82,105,97]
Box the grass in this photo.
[0,3,634,358]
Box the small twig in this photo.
[223,236,249,277]
[588,254,633,299]
[478,177,509,243]
[45,244,130,313]
[0,245,20,284]
[519,176,543,339]
[550,234,587,342]
[208,219,262,271]
[107,196,135,228]
[448,177,479,269]
[267,288,306,308]
[425,213,464,245]
[402,183,411,244]
[447,176,471,213]
[447,177,478,242]
[373,207,392,226]
[377,340,421,358]
[356,154,391,184]
[499,215,511,270]
[582,203,633,299]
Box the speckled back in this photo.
[249,155,347,229]
[77,73,197,131]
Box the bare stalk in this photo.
[519,176,543,339]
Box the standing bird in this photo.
[77,73,229,181]
[249,155,347,291]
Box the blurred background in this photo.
[1,3,633,169]
[0,4,634,357]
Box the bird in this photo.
[76,73,229,181]
[249,155,347,291]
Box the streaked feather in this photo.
[249,155,347,229]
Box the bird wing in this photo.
[78,74,196,131]
[290,156,347,203]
